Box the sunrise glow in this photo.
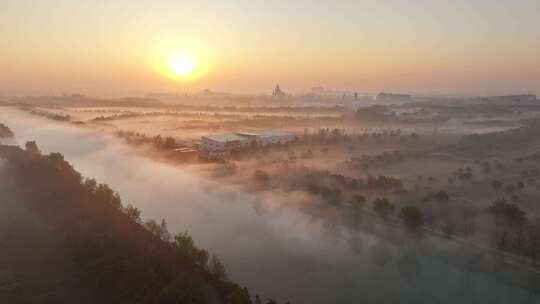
[169,53,197,78]
[2,1,540,303]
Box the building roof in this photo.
[202,133,248,143]
[235,132,259,137]
[237,129,296,138]
[203,130,296,144]
[174,148,197,153]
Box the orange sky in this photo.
[1,0,539,97]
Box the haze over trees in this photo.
[4,89,540,303]
[0,142,290,304]
[2,0,540,302]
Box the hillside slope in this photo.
[0,144,251,304]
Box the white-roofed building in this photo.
[200,129,296,156]
[236,129,296,146]
[201,133,250,153]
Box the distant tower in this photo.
[272,84,285,97]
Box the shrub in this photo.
[373,198,394,217]
[399,206,424,230]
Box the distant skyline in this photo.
[1,0,539,97]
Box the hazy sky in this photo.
[1,0,539,96]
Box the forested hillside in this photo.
[0,143,253,304]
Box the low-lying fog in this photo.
[0,108,537,304]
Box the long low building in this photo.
[376,92,412,102]
[482,94,537,103]
[201,133,250,152]
[236,130,297,146]
[200,129,296,155]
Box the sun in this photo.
[169,53,197,77]
[150,42,212,82]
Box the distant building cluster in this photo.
[375,92,413,102]
[200,129,296,157]
[481,94,538,103]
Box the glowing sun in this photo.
[169,53,197,77]
[151,43,211,82]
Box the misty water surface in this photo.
[1,108,538,304]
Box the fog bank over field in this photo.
[1,108,368,302]
[1,108,538,304]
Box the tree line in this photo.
[0,142,290,304]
